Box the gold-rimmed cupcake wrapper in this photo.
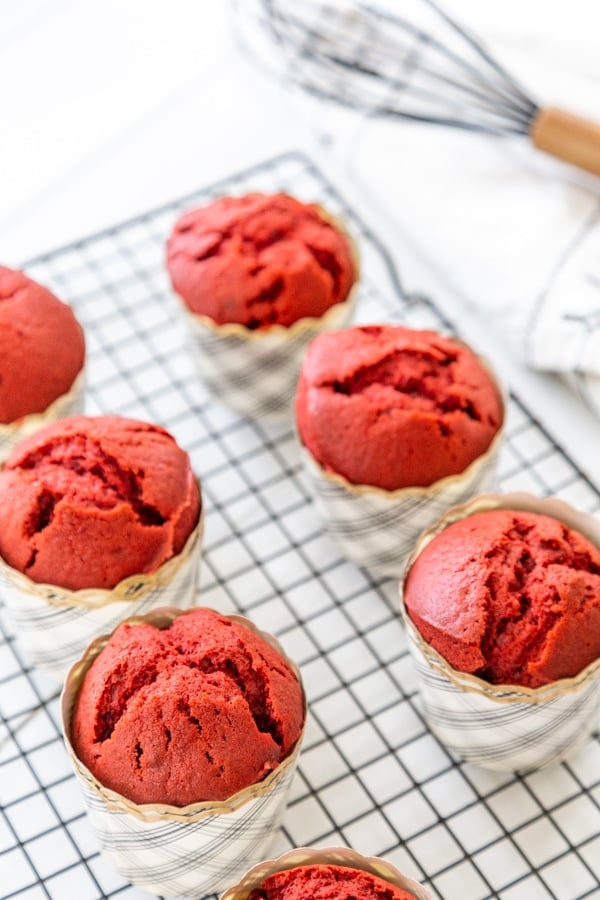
[219,845,432,900]
[61,606,307,898]
[0,512,203,682]
[0,368,86,464]
[298,342,505,578]
[399,491,600,771]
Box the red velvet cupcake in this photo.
[295,324,504,576]
[0,265,85,461]
[166,193,358,419]
[400,492,600,770]
[62,607,306,898]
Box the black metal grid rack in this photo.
[1,152,599,900]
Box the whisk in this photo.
[245,0,600,177]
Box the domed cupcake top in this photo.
[167,192,356,329]
[0,265,85,424]
[404,507,600,687]
[70,607,305,806]
[0,415,200,590]
[296,325,503,490]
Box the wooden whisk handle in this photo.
[531,107,600,177]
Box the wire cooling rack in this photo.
[1,151,600,900]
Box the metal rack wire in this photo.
[1,152,599,899]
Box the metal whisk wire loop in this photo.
[260,0,539,136]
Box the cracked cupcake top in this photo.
[247,864,417,900]
[0,415,201,590]
[70,607,305,805]
[166,192,356,329]
[0,265,85,424]
[295,325,503,490]
[404,509,600,687]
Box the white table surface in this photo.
[2,2,600,898]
